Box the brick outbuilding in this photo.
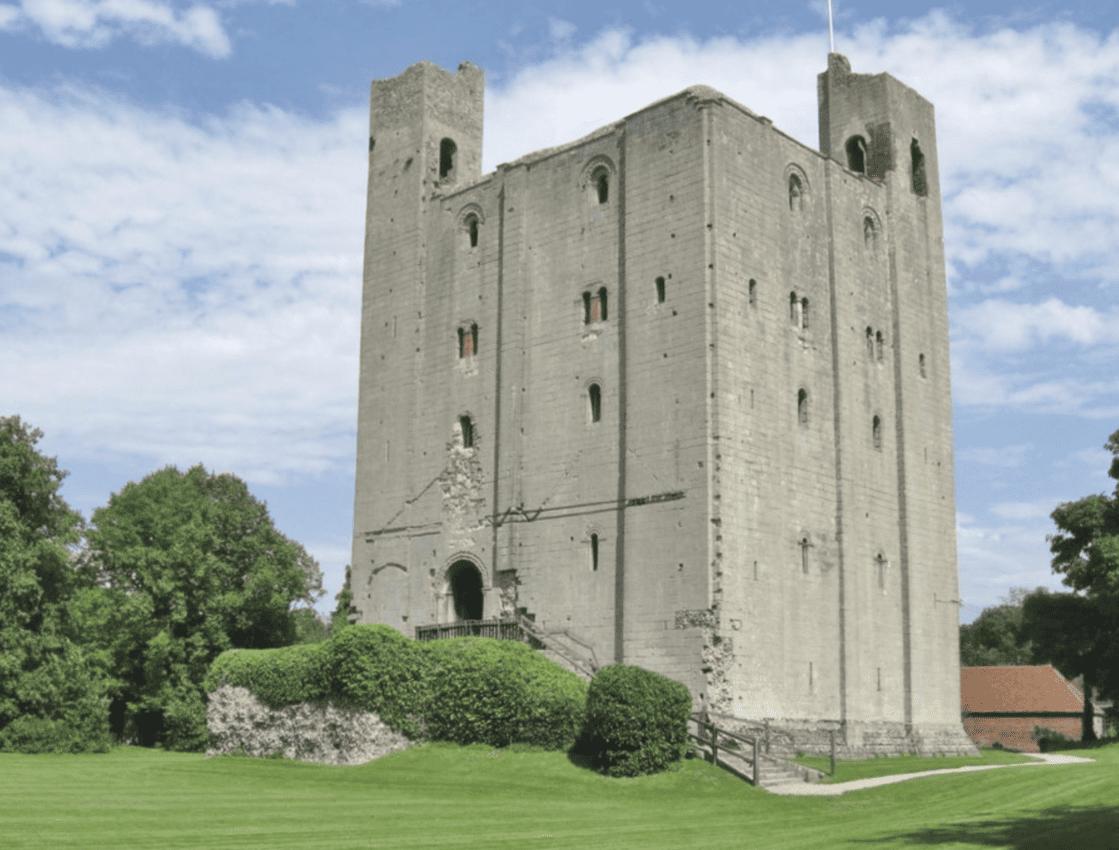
[961,665,1104,752]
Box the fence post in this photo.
[753,737,759,786]
[709,720,718,766]
[764,719,770,755]
[830,729,836,777]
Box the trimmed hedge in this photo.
[422,638,586,750]
[203,641,334,711]
[203,626,588,753]
[577,663,691,777]
[326,624,432,740]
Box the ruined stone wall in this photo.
[205,686,415,766]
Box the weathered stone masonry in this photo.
[350,54,976,756]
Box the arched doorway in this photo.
[447,559,484,621]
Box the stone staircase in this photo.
[691,716,826,791]
[515,610,598,682]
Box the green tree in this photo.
[329,564,358,636]
[1028,427,1119,742]
[290,605,331,644]
[0,416,114,753]
[1020,589,1112,742]
[959,587,1040,667]
[78,464,325,751]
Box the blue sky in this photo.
[4,1,1118,625]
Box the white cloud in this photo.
[953,298,1119,352]
[956,511,1066,619]
[548,17,576,42]
[957,444,1033,468]
[0,82,366,484]
[1,0,232,57]
[989,499,1058,520]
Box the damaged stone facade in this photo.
[350,54,976,755]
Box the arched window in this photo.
[788,174,804,211]
[597,287,608,322]
[911,139,928,197]
[797,389,808,425]
[590,533,599,571]
[800,297,809,330]
[593,169,609,204]
[845,136,867,174]
[439,138,457,180]
[864,216,877,250]
[875,331,884,363]
[866,327,875,359]
[459,415,474,449]
[919,353,927,378]
[466,214,479,248]
[656,276,666,304]
[800,536,810,574]
[872,415,882,451]
[588,383,602,423]
[749,279,757,307]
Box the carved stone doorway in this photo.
[448,559,483,621]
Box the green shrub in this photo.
[0,714,112,754]
[420,638,586,750]
[325,624,431,739]
[1033,726,1075,752]
[577,663,691,777]
[204,641,334,712]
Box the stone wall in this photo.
[205,685,416,767]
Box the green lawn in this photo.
[3,740,1117,849]
[793,746,1037,783]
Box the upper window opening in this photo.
[749,279,757,307]
[911,139,928,197]
[588,383,602,423]
[866,327,874,359]
[788,174,804,211]
[789,291,799,324]
[594,170,609,204]
[459,416,474,449]
[439,138,457,180]
[656,276,666,304]
[800,536,810,574]
[590,533,599,571]
[873,415,882,451]
[800,297,809,330]
[875,330,884,363]
[919,353,927,378]
[845,136,867,174]
[797,389,808,425]
[466,214,479,248]
[876,553,887,589]
[584,288,607,324]
[458,323,478,358]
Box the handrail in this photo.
[514,613,596,680]
[688,712,827,786]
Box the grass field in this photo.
[4,740,1117,849]
[793,747,1037,783]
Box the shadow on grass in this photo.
[850,805,1119,849]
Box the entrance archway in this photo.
[448,560,484,621]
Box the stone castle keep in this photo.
[351,54,977,755]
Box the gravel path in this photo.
[765,752,1098,795]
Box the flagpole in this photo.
[827,0,835,53]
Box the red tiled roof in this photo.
[961,665,1084,713]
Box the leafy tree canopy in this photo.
[0,416,113,753]
[959,587,1041,667]
[77,463,325,750]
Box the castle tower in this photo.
[353,61,485,631]
[350,56,975,757]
